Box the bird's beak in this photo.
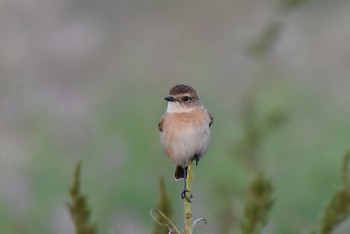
[164,96,175,102]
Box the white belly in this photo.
[161,125,210,167]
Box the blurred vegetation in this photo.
[234,88,288,170]
[153,176,173,234]
[249,0,311,57]
[314,151,350,234]
[216,86,282,234]
[1,0,350,233]
[240,173,274,234]
[67,161,97,234]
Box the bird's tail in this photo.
[174,165,187,180]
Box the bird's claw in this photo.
[181,189,193,202]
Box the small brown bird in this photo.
[158,84,213,201]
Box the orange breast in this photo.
[160,108,210,165]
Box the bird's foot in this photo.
[181,189,193,203]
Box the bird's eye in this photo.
[182,96,191,102]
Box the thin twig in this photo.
[184,162,193,234]
[150,209,180,234]
[192,218,210,233]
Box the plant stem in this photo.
[184,161,193,234]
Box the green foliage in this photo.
[234,88,288,170]
[67,161,97,234]
[317,151,350,234]
[240,173,275,234]
[153,176,173,234]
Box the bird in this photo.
[158,84,213,202]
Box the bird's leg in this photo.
[181,166,192,202]
[194,154,199,166]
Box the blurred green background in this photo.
[1,0,350,233]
